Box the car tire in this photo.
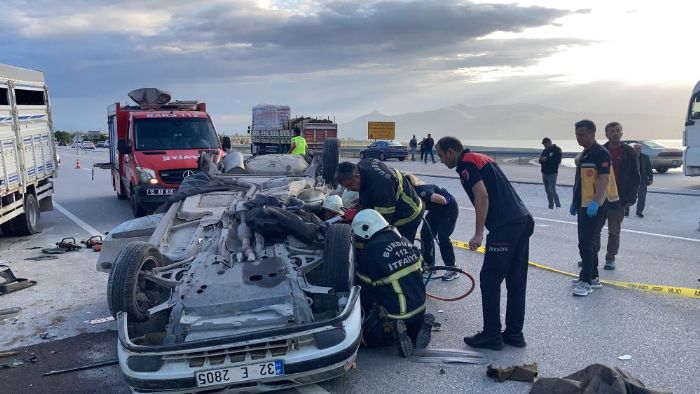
[655,167,668,173]
[379,152,386,161]
[322,138,340,188]
[320,223,355,293]
[117,180,129,200]
[4,193,41,236]
[398,157,405,161]
[131,187,147,218]
[107,241,169,322]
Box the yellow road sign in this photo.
[368,121,395,140]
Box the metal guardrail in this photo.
[230,144,578,161]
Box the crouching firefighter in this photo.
[352,209,435,358]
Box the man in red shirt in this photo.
[600,122,639,270]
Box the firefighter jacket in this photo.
[355,228,426,320]
[357,159,423,227]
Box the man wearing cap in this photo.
[352,209,434,357]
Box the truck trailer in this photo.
[0,63,57,235]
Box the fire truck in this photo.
[105,88,223,217]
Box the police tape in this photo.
[450,240,700,299]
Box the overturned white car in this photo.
[97,140,360,393]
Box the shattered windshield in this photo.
[134,118,220,151]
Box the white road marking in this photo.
[296,384,331,394]
[457,206,700,243]
[54,202,104,236]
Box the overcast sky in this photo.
[1,0,696,134]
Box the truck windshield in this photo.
[134,118,219,151]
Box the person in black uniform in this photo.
[352,209,435,357]
[435,136,534,350]
[404,172,460,281]
[336,159,424,241]
[539,137,562,209]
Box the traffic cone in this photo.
[75,158,81,169]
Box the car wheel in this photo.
[131,187,147,217]
[379,152,386,161]
[322,138,340,188]
[107,241,169,322]
[655,167,668,173]
[4,193,41,236]
[320,223,355,292]
[398,157,405,161]
[117,180,129,200]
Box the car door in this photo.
[368,142,380,158]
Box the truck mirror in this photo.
[222,136,232,151]
[117,139,131,154]
[247,126,251,134]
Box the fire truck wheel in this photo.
[131,188,147,218]
[4,193,41,236]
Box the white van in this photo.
[683,80,700,176]
[0,63,57,235]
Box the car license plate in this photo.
[195,360,284,387]
[672,160,680,166]
[146,189,174,196]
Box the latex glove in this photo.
[586,201,599,217]
[569,203,577,216]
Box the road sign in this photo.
[368,121,395,140]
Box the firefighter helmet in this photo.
[351,209,389,240]
[322,195,344,215]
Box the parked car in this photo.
[360,140,408,161]
[97,141,108,148]
[72,141,82,148]
[623,140,683,173]
[81,141,96,149]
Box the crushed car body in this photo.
[96,140,361,393]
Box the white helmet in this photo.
[322,195,344,215]
[341,189,359,208]
[352,209,389,240]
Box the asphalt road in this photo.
[1,147,698,394]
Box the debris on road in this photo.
[1,354,38,369]
[486,362,539,383]
[410,348,488,364]
[84,316,114,325]
[39,332,58,340]
[0,351,19,358]
[0,265,37,295]
[0,307,21,316]
[618,354,632,360]
[530,364,672,394]
[25,255,59,261]
[42,358,119,376]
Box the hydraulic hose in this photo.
[423,266,476,302]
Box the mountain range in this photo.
[339,104,683,141]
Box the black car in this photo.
[360,140,408,161]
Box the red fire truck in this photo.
[106,89,223,217]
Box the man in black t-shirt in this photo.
[424,133,436,164]
[436,136,534,350]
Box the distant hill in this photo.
[339,104,683,141]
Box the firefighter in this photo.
[336,159,424,241]
[352,209,434,357]
[288,127,307,155]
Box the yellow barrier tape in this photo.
[450,240,700,299]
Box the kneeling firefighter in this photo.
[352,209,434,357]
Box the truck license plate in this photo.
[195,360,284,387]
[146,189,175,196]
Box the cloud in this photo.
[0,0,588,131]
